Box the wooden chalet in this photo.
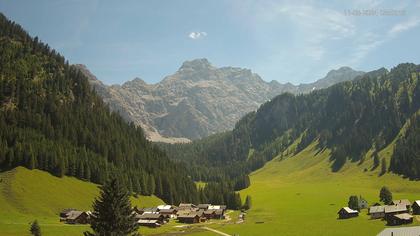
[386,213,413,226]
[337,207,358,219]
[392,199,412,210]
[412,200,420,215]
[61,210,91,224]
[158,208,177,219]
[384,205,408,220]
[137,213,165,224]
[368,205,385,219]
[214,209,224,219]
[137,219,161,228]
[203,209,215,219]
[177,213,202,224]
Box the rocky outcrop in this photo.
[75,59,364,142]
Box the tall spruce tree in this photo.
[379,186,393,205]
[84,178,139,236]
[380,158,387,176]
[347,195,359,211]
[243,195,252,210]
[30,220,41,236]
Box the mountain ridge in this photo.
[77,59,364,142]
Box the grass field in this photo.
[193,140,420,236]
[0,167,164,236]
[2,138,420,235]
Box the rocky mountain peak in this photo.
[179,58,213,71]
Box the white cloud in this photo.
[388,17,420,36]
[188,31,207,40]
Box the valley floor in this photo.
[192,142,420,236]
[1,141,420,235]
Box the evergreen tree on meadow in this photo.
[347,195,359,211]
[30,220,41,236]
[380,158,387,176]
[379,186,393,205]
[84,178,139,236]
[372,152,380,169]
[243,195,252,210]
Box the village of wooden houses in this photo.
[338,198,420,226]
[59,203,240,229]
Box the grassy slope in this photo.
[199,140,420,236]
[0,167,164,236]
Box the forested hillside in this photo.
[0,13,198,204]
[163,63,420,184]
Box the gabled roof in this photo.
[65,211,85,220]
[157,205,173,210]
[138,219,159,224]
[369,205,385,214]
[138,213,163,219]
[384,204,407,213]
[413,200,420,206]
[392,199,411,206]
[338,207,358,214]
[197,204,210,209]
[179,203,196,208]
[177,213,200,219]
[159,209,176,214]
[204,209,215,214]
[393,213,413,220]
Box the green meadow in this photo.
[0,167,164,236]
[195,141,420,236]
[2,140,420,236]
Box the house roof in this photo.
[384,205,407,213]
[177,214,199,219]
[377,226,420,236]
[393,213,413,220]
[159,209,176,214]
[157,205,173,210]
[413,200,420,206]
[179,203,196,207]
[204,210,215,214]
[177,210,192,215]
[65,211,84,220]
[369,205,385,214]
[392,199,411,206]
[138,219,159,224]
[339,207,358,214]
[197,204,210,209]
[138,213,162,219]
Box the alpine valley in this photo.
[1,6,420,236]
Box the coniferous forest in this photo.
[163,64,420,182]
[0,13,201,205]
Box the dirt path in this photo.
[202,227,231,236]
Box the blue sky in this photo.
[1,0,419,85]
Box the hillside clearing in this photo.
[0,167,164,236]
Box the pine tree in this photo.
[30,220,41,236]
[380,158,387,176]
[84,178,139,236]
[347,195,359,211]
[372,152,379,169]
[243,195,252,210]
[379,186,393,205]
